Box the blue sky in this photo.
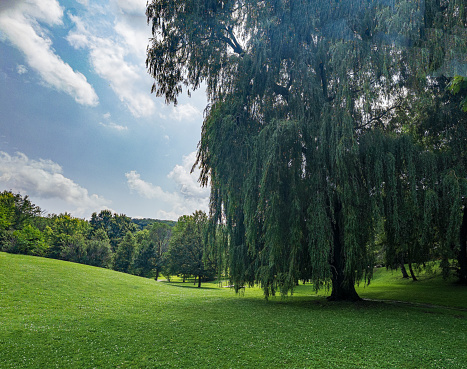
[0,0,210,220]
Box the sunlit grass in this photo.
[1,252,466,368]
[356,266,467,308]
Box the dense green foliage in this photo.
[90,210,137,251]
[131,217,176,230]
[113,231,138,273]
[147,0,467,300]
[448,75,467,112]
[1,253,466,368]
[165,211,217,286]
[0,191,203,280]
[133,222,172,279]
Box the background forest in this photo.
[0,191,216,286]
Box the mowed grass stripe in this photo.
[1,252,466,368]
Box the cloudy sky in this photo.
[0,0,210,220]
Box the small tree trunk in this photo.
[400,264,409,278]
[408,262,418,281]
[198,274,202,288]
[400,255,409,278]
[155,268,159,281]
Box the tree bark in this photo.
[198,274,202,288]
[400,263,409,278]
[408,262,418,281]
[458,202,467,284]
[155,268,159,281]
[400,255,409,278]
[328,203,361,301]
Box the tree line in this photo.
[0,191,217,286]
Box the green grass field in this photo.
[1,252,466,368]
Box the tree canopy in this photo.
[147,0,467,300]
[166,211,216,287]
[90,210,137,251]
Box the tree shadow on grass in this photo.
[162,282,216,290]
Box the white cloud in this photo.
[125,152,210,220]
[16,64,27,75]
[168,151,210,199]
[99,112,128,131]
[0,0,99,106]
[111,0,150,62]
[67,9,155,117]
[113,18,149,61]
[169,103,203,123]
[99,121,128,131]
[114,0,146,15]
[126,171,178,202]
[0,151,110,216]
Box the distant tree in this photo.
[46,213,90,259]
[91,210,137,251]
[132,235,157,278]
[112,213,138,244]
[0,191,41,231]
[0,192,45,256]
[113,232,138,274]
[3,224,47,256]
[132,223,172,279]
[166,211,216,287]
[59,234,87,264]
[131,218,158,230]
[85,229,112,268]
[131,218,176,230]
[50,213,90,236]
[148,222,172,280]
[0,191,15,234]
[90,210,113,233]
[164,225,192,281]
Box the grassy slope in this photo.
[1,252,466,369]
[357,266,467,308]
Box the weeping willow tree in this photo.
[146,0,467,299]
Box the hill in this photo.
[131,218,177,230]
[1,252,466,368]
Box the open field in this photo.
[1,252,466,368]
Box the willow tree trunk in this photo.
[328,203,361,301]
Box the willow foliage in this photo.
[147,0,467,299]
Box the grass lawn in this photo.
[1,252,466,368]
